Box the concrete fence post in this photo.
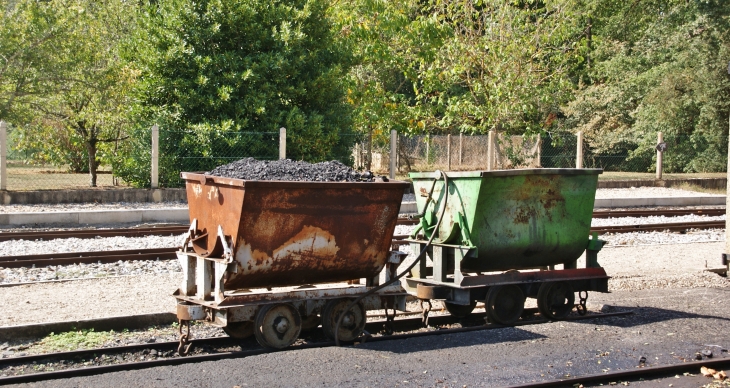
[279,127,286,160]
[487,130,495,171]
[151,124,159,189]
[389,130,397,179]
[576,131,583,169]
[459,133,463,166]
[447,134,452,171]
[656,132,663,180]
[0,121,6,191]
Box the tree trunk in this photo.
[86,141,98,187]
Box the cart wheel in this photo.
[322,299,366,342]
[537,281,575,320]
[223,321,253,339]
[301,314,321,331]
[486,285,525,325]
[444,300,476,318]
[254,303,302,349]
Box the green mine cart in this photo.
[407,168,609,324]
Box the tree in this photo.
[5,0,138,186]
[117,0,354,187]
[337,0,587,142]
[27,1,137,185]
[0,0,86,123]
[563,0,730,172]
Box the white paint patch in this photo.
[192,183,203,198]
[234,226,341,275]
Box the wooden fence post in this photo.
[151,124,158,189]
[279,127,286,160]
[576,131,583,169]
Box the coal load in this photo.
[206,158,378,182]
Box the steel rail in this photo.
[0,247,178,268]
[0,225,188,242]
[0,310,632,384]
[592,208,725,218]
[499,356,730,388]
[591,220,726,234]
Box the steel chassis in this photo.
[404,234,609,306]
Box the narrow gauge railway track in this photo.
[0,208,723,243]
[1,220,726,269]
[0,219,420,242]
[0,237,412,269]
[0,310,632,385]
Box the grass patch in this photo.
[672,183,726,195]
[36,329,126,352]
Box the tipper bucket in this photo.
[181,172,409,290]
[409,168,602,271]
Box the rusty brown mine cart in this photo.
[174,172,411,349]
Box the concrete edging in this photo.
[0,208,190,226]
[2,188,187,206]
[0,313,177,341]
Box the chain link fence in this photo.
[1,125,728,191]
[3,126,118,191]
[157,129,279,187]
[356,131,728,176]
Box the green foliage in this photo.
[115,0,355,187]
[4,0,137,184]
[338,0,585,140]
[564,0,730,173]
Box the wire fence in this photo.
[3,126,118,191]
[157,129,279,187]
[1,125,727,191]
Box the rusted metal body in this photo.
[181,172,408,289]
[405,169,609,323]
[409,169,602,271]
[175,172,410,348]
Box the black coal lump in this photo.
[205,158,375,182]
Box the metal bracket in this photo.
[180,219,198,252]
[217,225,233,263]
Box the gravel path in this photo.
[0,274,179,326]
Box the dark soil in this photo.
[205,158,375,182]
